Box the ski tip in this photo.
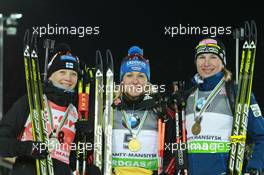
[23,29,30,48]
[106,49,113,70]
[243,20,258,45]
[250,20,257,45]
[96,50,103,70]
[244,21,251,40]
[30,31,38,49]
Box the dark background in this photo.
[1,0,263,114]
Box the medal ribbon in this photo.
[43,95,74,138]
[193,77,225,122]
[121,110,148,138]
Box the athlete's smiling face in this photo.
[122,71,148,98]
[196,53,224,79]
[48,69,78,90]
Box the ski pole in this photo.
[158,118,163,175]
[166,81,187,175]
[82,67,91,175]
[43,39,55,83]
[76,63,92,175]
[158,97,166,175]
[233,27,244,84]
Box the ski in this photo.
[93,50,104,171]
[103,50,114,175]
[229,20,257,175]
[23,30,54,175]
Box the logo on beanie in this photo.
[66,62,74,69]
[127,60,146,67]
[126,60,147,72]
[131,66,142,71]
[61,55,77,62]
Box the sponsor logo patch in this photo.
[250,104,262,117]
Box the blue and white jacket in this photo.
[185,72,264,175]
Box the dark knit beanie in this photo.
[47,43,79,78]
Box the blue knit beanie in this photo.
[120,46,150,81]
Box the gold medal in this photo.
[128,138,141,152]
[192,121,201,135]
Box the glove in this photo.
[86,164,102,175]
[25,141,49,159]
[244,169,261,175]
[75,120,93,135]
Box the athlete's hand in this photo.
[244,169,261,175]
[75,120,93,135]
[28,141,49,159]
[86,164,102,175]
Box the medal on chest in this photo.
[122,110,148,152]
[192,78,225,135]
[128,136,141,152]
[191,118,202,135]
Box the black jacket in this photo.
[113,94,178,175]
[0,83,96,175]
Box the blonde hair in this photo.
[223,67,232,82]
